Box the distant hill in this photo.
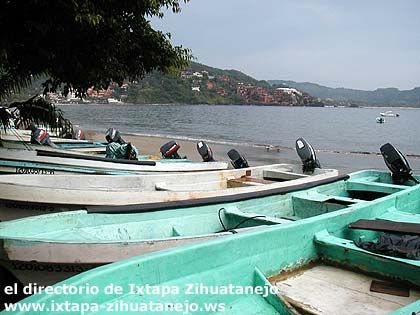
[5,62,320,106]
[268,80,420,107]
[122,63,321,106]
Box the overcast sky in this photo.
[152,0,420,90]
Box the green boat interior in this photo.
[146,186,420,315]
[266,221,420,315]
[193,213,420,314]
[88,199,419,314]
[263,208,420,314]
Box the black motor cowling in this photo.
[160,140,182,159]
[197,141,215,162]
[72,128,86,140]
[227,149,249,169]
[105,128,125,144]
[380,143,418,184]
[296,138,321,174]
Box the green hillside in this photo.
[4,62,319,106]
[122,62,318,105]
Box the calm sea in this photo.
[59,104,420,157]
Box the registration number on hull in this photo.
[15,167,55,175]
[10,262,92,273]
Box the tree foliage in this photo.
[0,0,191,101]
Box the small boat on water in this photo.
[376,116,385,124]
[107,97,124,104]
[0,139,338,221]
[380,110,400,117]
[4,167,420,314]
[0,168,415,287]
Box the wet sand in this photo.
[88,131,420,174]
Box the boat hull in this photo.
[1,139,106,154]
[0,148,229,175]
[0,164,339,221]
[0,233,233,286]
[0,130,107,154]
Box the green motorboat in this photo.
[3,170,420,314]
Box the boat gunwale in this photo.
[87,174,349,213]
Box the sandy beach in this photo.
[87,130,411,174]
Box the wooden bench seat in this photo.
[349,219,420,235]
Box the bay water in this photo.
[59,104,420,171]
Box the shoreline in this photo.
[61,102,420,109]
[88,130,300,167]
[87,130,420,174]
[87,129,420,159]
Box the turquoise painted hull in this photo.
[55,142,106,149]
[1,170,420,314]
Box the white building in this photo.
[276,87,302,96]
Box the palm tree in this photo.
[0,95,72,133]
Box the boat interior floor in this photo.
[266,207,420,315]
[271,264,420,315]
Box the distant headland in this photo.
[8,62,420,108]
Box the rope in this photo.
[10,128,33,150]
[218,207,266,233]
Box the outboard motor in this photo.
[72,128,86,140]
[380,143,419,184]
[29,124,58,148]
[296,138,321,174]
[227,149,249,169]
[106,142,138,160]
[160,140,182,159]
[124,143,138,160]
[197,141,215,162]
[105,128,125,144]
[60,131,73,139]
